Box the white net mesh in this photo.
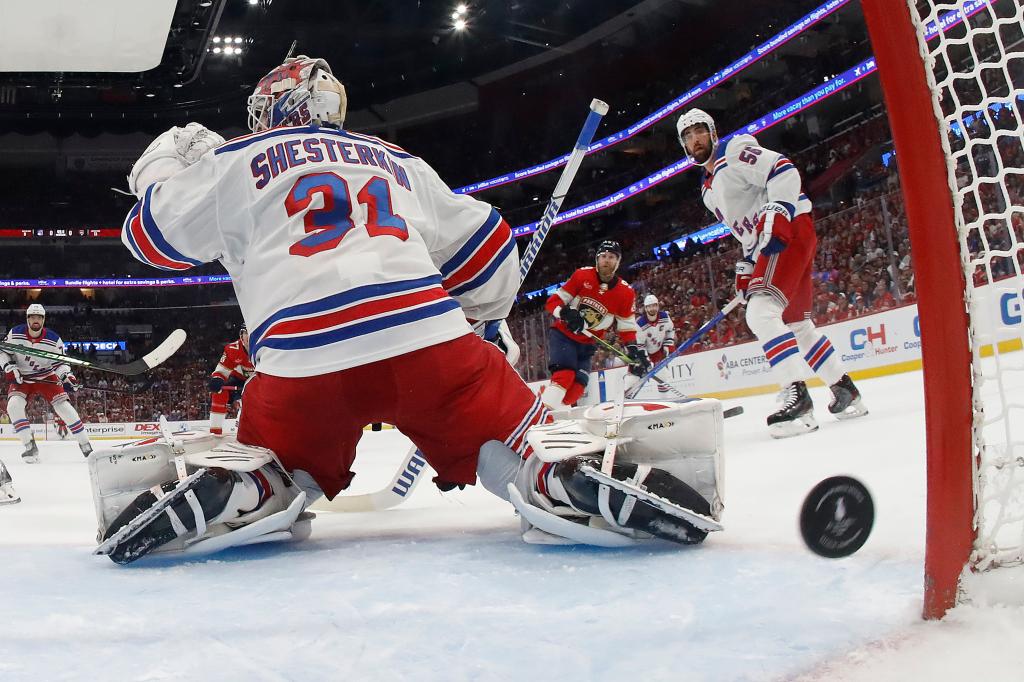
[909,0,1024,571]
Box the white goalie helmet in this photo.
[676,108,718,162]
[26,303,45,318]
[247,55,348,133]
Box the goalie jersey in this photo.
[0,325,71,380]
[121,126,520,378]
[700,134,813,259]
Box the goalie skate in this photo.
[94,467,210,563]
[579,465,723,533]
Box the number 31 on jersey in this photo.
[286,172,408,257]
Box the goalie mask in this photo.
[247,56,348,133]
[676,108,718,166]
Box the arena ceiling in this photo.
[0,0,704,129]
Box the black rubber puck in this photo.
[799,476,874,558]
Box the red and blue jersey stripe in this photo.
[122,184,204,271]
[767,156,796,181]
[804,335,835,372]
[440,208,516,297]
[762,331,800,367]
[249,274,461,356]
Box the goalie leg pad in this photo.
[558,457,714,543]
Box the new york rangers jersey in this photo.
[545,267,638,345]
[636,311,676,357]
[0,325,71,380]
[211,339,255,383]
[700,134,813,259]
[122,125,519,377]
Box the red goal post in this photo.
[862,0,1024,619]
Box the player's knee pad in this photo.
[476,440,522,503]
[6,393,26,416]
[744,293,788,340]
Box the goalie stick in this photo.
[0,329,187,377]
[330,100,610,514]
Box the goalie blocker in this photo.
[89,398,724,562]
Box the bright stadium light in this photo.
[454,18,467,30]
[212,36,221,43]
[456,3,467,14]
[213,47,222,54]
[234,37,242,44]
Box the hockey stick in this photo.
[519,98,609,279]
[0,329,187,377]
[312,445,430,513]
[582,330,688,399]
[334,101,610,514]
[31,376,155,396]
[625,297,742,399]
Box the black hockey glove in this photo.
[626,345,651,377]
[208,376,225,392]
[559,307,586,334]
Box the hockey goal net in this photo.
[862,0,1024,618]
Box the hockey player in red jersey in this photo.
[677,108,867,437]
[542,240,649,409]
[208,325,254,436]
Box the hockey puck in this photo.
[799,476,874,558]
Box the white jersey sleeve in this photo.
[413,162,520,323]
[121,158,231,271]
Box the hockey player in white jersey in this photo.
[0,304,93,460]
[95,55,722,563]
[676,109,866,437]
[634,294,676,394]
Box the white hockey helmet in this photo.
[643,294,659,307]
[26,303,45,318]
[247,55,348,133]
[676,108,718,162]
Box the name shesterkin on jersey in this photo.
[244,127,412,191]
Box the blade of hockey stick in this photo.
[311,445,432,512]
[0,329,186,376]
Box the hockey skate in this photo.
[542,455,716,544]
[767,381,818,439]
[828,374,868,420]
[0,462,20,505]
[21,440,39,464]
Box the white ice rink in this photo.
[2,369,1023,681]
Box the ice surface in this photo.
[1,370,1023,681]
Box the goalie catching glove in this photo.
[127,122,226,197]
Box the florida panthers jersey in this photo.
[636,311,676,357]
[700,134,813,259]
[545,267,638,345]
[211,339,255,383]
[121,125,519,378]
[0,325,71,380]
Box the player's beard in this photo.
[597,262,617,282]
[690,142,713,165]
[28,321,42,335]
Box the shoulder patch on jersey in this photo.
[10,324,27,335]
[43,328,60,343]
